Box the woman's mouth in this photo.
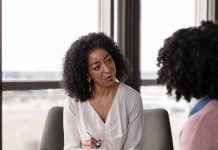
[105,75,113,81]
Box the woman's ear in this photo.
[86,73,90,79]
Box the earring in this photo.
[115,78,119,83]
[88,78,91,92]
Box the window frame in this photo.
[0,0,2,148]
[116,0,141,91]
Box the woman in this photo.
[157,21,218,150]
[62,33,143,150]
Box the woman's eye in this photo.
[94,66,99,70]
[107,58,112,63]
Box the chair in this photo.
[39,106,64,150]
[39,107,173,150]
[140,109,174,150]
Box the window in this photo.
[140,0,195,149]
[3,89,65,150]
[2,0,98,149]
[3,0,98,81]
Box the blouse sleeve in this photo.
[123,92,144,150]
[63,96,81,150]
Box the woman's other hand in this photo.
[81,137,101,149]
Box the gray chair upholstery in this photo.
[39,107,173,150]
[39,106,64,150]
[140,109,174,150]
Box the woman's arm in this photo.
[123,93,144,150]
[63,97,81,150]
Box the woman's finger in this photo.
[82,139,97,148]
[86,137,98,145]
[97,139,101,146]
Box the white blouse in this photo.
[63,83,144,150]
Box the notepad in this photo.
[70,148,107,150]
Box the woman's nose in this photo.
[103,64,111,74]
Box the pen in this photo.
[85,132,101,149]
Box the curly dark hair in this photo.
[157,21,218,102]
[61,32,131,102]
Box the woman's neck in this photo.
[91,82,119,99]
[197,95,206,101]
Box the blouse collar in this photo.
[188,95,212,117]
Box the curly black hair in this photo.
[61,32,131,102]
[157,21,218,102]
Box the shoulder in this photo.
[180,100,218,150]
[119,83,143,113]
[64,96,76,106]
[64,96,79,112]
[119,83,142,101]
[185,100,218,127]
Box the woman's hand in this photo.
[81,137,101,149]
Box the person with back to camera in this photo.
[61,32,143,150]
[156,20,218,150]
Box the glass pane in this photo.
[3,89,65,150]
[140,0,195,79]
[2,0,98,81]
[141,86,195,150]
[140,1,195,148]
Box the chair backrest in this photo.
[39,106,64,150]
[39,107,173,150]
[140,109,174,150]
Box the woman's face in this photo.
[87,48,116,87]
